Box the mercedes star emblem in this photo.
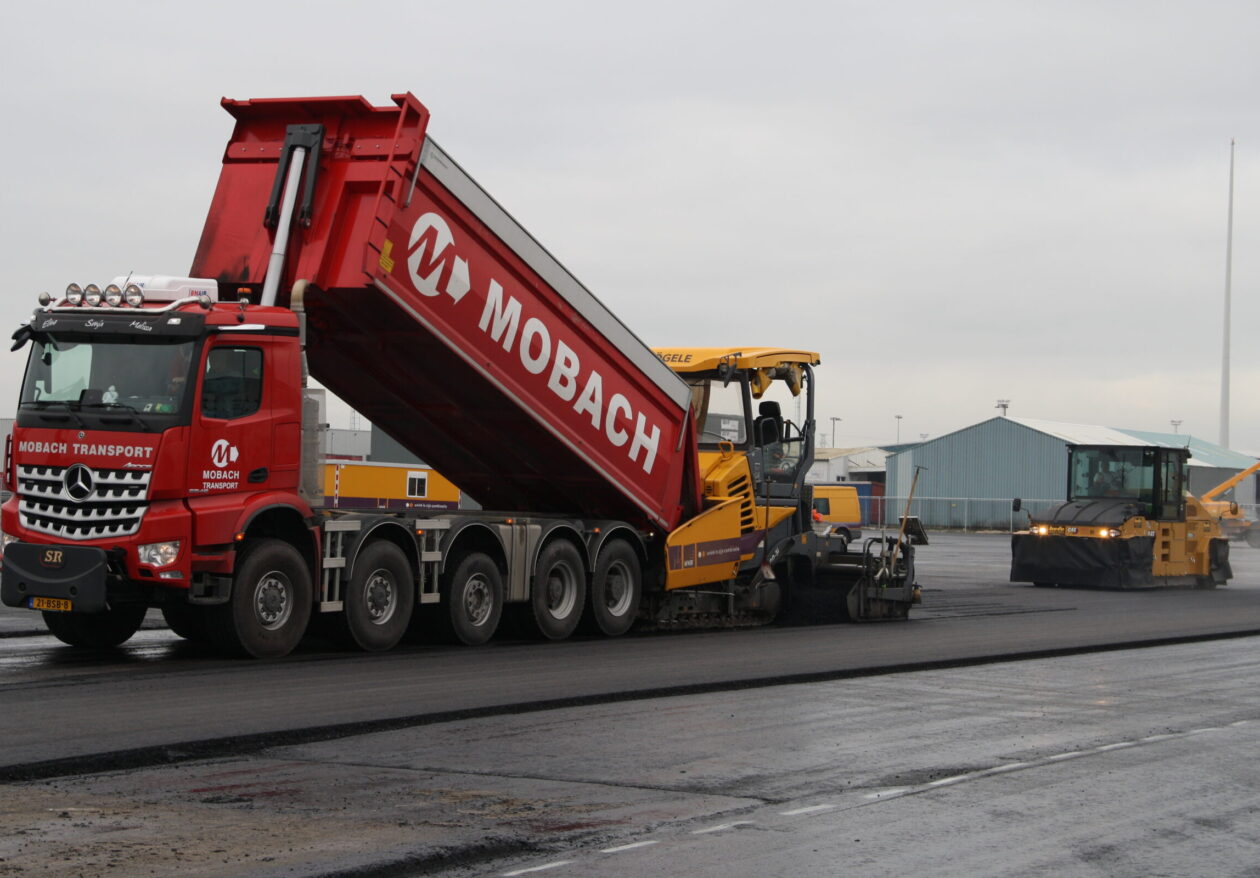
[64,464,94,503]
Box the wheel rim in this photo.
[253,570,293,631]
[363,568,396,626]
[464,573,493,627]
[544,560,578,620]
[603,559,634,617]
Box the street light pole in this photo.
[1220,139,1235,447]
[895,414,903,442]
[830,417,840,449]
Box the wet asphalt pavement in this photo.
[2,532,1259,876]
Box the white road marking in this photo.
[863,787,911,800]
[507,718,1256,877]
[600,840,660,853]
[986,761,1030,773]
[503,861,574,876]
[692,820,755,834]
[781,804,837,816]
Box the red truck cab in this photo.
[2,277,315,652]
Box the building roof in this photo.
[1006,417,1147,447]
[816,446,893,466]
[1006,417,1256,469]
[1112,429,1257,469]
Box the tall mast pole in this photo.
[1220,139,1235,448]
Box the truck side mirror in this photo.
[1011,498,1022,512]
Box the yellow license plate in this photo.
[30,596,73,612]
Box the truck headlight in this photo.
[138,540,180,567]
[104,284,123,307]
[1034,525,1049,536]
[84,284,103,306]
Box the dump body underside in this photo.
[191,93,698,530]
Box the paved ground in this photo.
[1,532,1258,876]
[3,638,1258,877]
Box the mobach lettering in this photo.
[405,212,661,474]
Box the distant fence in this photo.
[874,496,1061,532]
[874,497,1260,533]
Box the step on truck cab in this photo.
[1,93,917,657]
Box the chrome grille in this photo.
[17,465,152,540]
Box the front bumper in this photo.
[1011,533,1155,588]
[1,542,111,612]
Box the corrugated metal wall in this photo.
[886,417,1068,528]
[886,418,1257,528]
[1190,467,1257,504]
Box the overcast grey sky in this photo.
[3,1,1258,450]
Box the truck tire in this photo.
[528,540,586,641]
[443,551,503,646]
[210,539,312,659]
[161,603,208,642]
[337,541,414,652]
[43,603,148,649]
[584,540,641,636]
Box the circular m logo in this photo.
[407,212,470,302]
[210,440,239,469]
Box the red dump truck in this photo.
[1,93,919,657]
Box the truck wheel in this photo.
[443,551,503,646]
[584,540,641,636]
[338,541,414,652]
[43,603,147,648]
[161,603,208,642]
[529,540,586,641]
[210,539,312,659]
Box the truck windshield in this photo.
[20,336,197,419]
[1070,447,1156,502]
[688,378,747,446]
